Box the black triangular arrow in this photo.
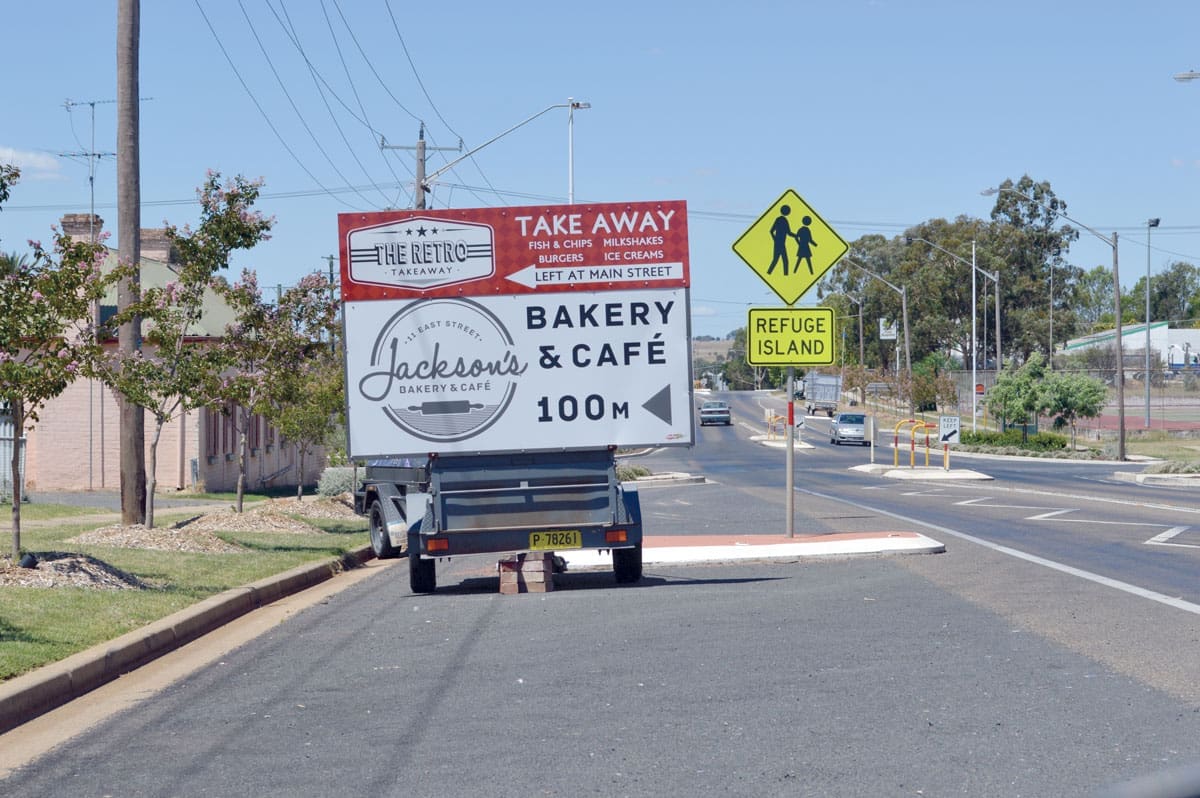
[642,384,672,424]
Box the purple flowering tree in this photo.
[215,271,338,512]
[0,228,116,561]
[101,172,272,528]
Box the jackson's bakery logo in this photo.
[356,298,527,442]
[347,216,494,290]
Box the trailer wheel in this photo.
[613,544,643,584]
[409,508,437,593]
[409,549,437,593]
[368,500,400,559]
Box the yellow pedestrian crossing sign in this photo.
[732,189,848,306]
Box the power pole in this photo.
[62,99,115,493]
[117,0,145,524]
[380,124,460,209]
[324,255,337,353]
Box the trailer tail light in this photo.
[605,529,628,544]
[427,538,449,553]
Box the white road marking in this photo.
[1146,527,1194,548]
[797,487,1200,617]
[1026,509,1075,520]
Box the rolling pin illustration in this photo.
[407,401,485,415]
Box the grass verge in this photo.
[0,511,368,682]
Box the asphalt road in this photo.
[4,391,1200,796]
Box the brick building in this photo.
[16,214,326,496]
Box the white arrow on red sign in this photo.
[506,261,686,289]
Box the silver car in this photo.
[829,412,868,446]
[699,400,732,426]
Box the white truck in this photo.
[803,373,843,417]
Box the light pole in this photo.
[905,236,998,431]
[1145,217,1160,427]
[421,98,589,204]
[567,98,590,204]
[982,185,1127,460]
[843,257,912,416]
[847,294,864,367]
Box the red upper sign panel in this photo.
[338,200,689,301]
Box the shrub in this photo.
[317,466,357,496]
[617,463,651,481]
[1144,460,1200,474]
[961,429,1070,452]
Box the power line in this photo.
[192,0,368,212]
[236,0,381,210]
[373,0,499,206]
[264,0,412,209]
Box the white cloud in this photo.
[0,146,63,179]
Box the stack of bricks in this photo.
[498,553,555,595]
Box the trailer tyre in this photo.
[409,508,437,593]
[613,544,643,584]
[368,500,400,559]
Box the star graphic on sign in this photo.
[416,226,428,236]
[430,227,439,235]
[405,228,413,236]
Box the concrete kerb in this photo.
[850,463,994,481]
[0,544,376,735]
[562,532,946,570]
[1111,471,1200,488]
[632,472,707,487]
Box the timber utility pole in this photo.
[117,0,146,524]
[380,123,460,209]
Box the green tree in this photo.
[0,231,116,560]
[986,176,1082,363]
[1042,372,1106,449]
[911,352,961,413]
[215,271,337,511]
[273,337,343,501]
[819,233,906,375]
[0,164,17,209]
[102,173,273,527]
[986,352,1051,442]
[721,326,756,390]
[1071,265,1116,333]
[1128,261,1200,328]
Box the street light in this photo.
[842,257,912,415]
[905,236,999,432]
[1145,217,1160,428]
[981,185,1127,460]
[421,98,590,205]
[567,98,590,204]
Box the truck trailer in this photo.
[803,373,843,417]
[356,450,644,593]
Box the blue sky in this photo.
[3,0,1200,339]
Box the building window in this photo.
[205,408,219,458]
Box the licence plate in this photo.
[528,530,582,550]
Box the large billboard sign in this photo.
[338,200,693,459]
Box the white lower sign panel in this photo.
[343,288,693,458]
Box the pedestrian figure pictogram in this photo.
[768,205,793,276]
[731,189,848,306]
[794,216,817,275]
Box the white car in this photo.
[829,412,867,446]
[699,400,732,426]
